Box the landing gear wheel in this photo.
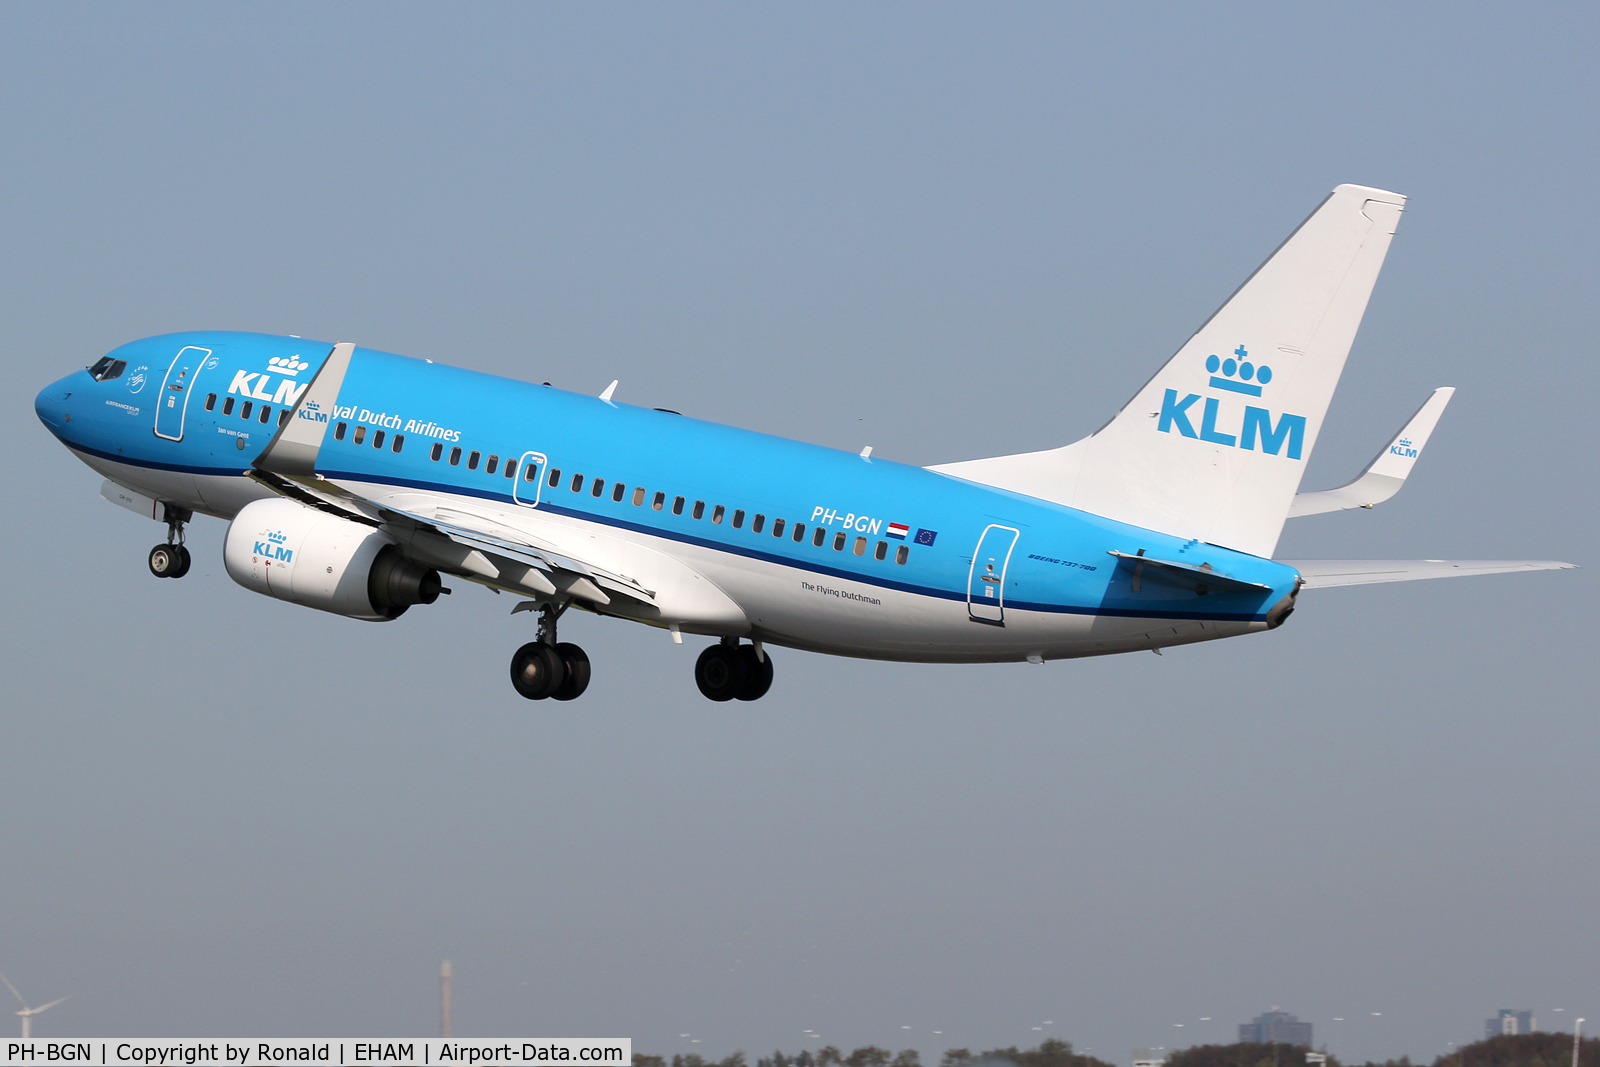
[551,643,591,701]
[148,543,183,578]
[736,645,774,701]
[171,544,192,579]
[695,643,750,702]
[510,641,567,700]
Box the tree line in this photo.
[642,1031,1600,1067]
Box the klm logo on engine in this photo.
[1157,345,1306,460]
[254,529,294,562]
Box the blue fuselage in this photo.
[37,331,1302,662]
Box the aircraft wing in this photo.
[1289,387,1454,517]
[247,343,654,608]
[1283,559,1577,589]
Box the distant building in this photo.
[1486,1010,1537,1039]
[1239,1009,1313,1046]
[1132,1050,1165,1067]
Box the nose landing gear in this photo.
[510,603,591,701]
[148,504,193,579]
[695,639,774,701]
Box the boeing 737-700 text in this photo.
[34,184,1575,701]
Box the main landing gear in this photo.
[695,638,774,702]
[148,504,193,579]
[510,604,591,701]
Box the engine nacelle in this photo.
[224,498,441,621]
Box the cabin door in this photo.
[511,451,548,507]
[153,346,215,441]
[967,524,1020,624]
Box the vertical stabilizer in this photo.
[930,184,1406,558]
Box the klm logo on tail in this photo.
[1157,345,1306,459]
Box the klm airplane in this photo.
[34,185,1575,702]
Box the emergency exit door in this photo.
[153,346,214,441]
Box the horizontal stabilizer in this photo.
[1289,387,1453,517]
[1108,550,1273,595]
[1285,558,1577,589]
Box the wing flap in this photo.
[1285,559,1577,589]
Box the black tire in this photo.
[171,544,192,579]
[695,643,749,702]
[148,543,181,578]
[510,641,567,700]
[736,645,774,701]
[551,643,591,701]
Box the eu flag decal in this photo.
[913,528,938,546]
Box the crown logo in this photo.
[1206,345,1273,397]
[267,356,311,377]
[268,530,288,544]
[1397,437,1412,449]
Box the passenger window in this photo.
[505,459,517,478]
[392,434,404,453]
[570,473,583,492]
[592,478,605,498]
[875,540,887,560]
[854,536,867,556]
[223,397,236,416]
[548,467,561,488]
[373,429,385,449]
[772,518,785,537]
[711,504,724,524]
[486,454,499,474]
[752,513,765,533]
[279,409,290,426]
[335,420,346,441]
[259,405,272,424]
[812,526,826,547]
[354,424,367,446]
[896,545,909,565]
[672,496,685,516]
[834,532,846,551]
[524,463,538,481]
[731,509,744,529]
[204,393,217,411]
[793,523,806,542]
[431,441,442,461]
[449,446,461,465]
[652,491,665,511]
[467,450,480,470]
[633,487,645,506]
[612,483,626,502]
[242,401,255,421]
[692,500,705,520]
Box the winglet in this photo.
[1289,386,1454,517]
[599,380,618,402]
[255,342,355,478]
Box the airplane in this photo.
[34,184,1576,702]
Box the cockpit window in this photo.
[88,357,127,382]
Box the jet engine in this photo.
[224,497,441,620]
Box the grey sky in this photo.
[1,2,1594,1062]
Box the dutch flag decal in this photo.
[887,522,910,540]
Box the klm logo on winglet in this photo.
[1390,436,1418,459]
[254,529,293,562]
[297,399,329,424]
[1157,345,1306,460]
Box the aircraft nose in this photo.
[35,377,75,436]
